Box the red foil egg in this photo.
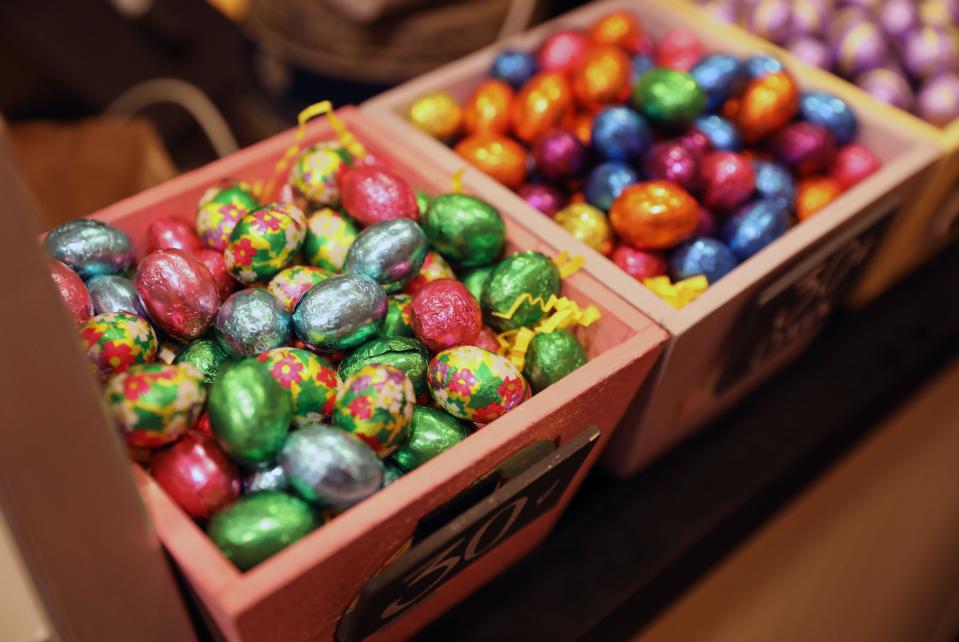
[572,44,632,108]
[455,133,528,189]
[512,71,574,143]
[340,165,419,225]
[589,10,644,52]
[49,259,93,326]
[796,176,842,221]
[656,29,706,72]
[736,71,800,143]
[609,181,700,249]
[135,249,220,341]
[145,216,203,255]
[700,151,757,212]
[830,144,881,190]
[537,29,591,73]
[150,431,241,520]
[193,247,239,302]
[410,279,482,353]
[472,325,501,352]
[194,411,213,436]
[463,79,514,135]
[768,122,837,176]
[610,244,668,280]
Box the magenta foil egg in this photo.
[518,183,567,217]
[769,122,837,176]
[643,142,701,192]
[856,68,915,111]
[901,27,959,81]
[700,152,756,212]
[697,207,718,237]
[533,129,588,183]
[916,73,959,126]
[788,36,833,70]
[678,129,712,156]
[832,20,890,77]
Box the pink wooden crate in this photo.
[82,107,665,641]
[363,0,940,477]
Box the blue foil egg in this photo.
[753,160,797,212]
[215,289,291,357]
[86,274,146,317]
[631,54,655,83]
[343,219,428,293]
[490,50,538,88]
[584,161,640,212]
[44,220,135,279]
[292,274,387,352]
[690,54,747,112]
[722,199,790,261]
[744,54,784,78]
[669,237,739,283]
[693,115,743,151]
[591,106,653,162]
[799,91,858,145]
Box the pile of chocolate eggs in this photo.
[698,0,959,127]
[44,138,593,571]
[406,10,880,303]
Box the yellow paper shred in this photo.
[642,275,709,309]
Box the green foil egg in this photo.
[482,251,561,331]
[208,359,293,466]
[391,406,470,472]
[174,338,233,386]
[415,190,432,217]
[383,462,405,486]
[380,295,414,338]
[338,336,431,396]
[523,329,588,393]
[207,491,319,571]
[422,194,505,267]
[632,68,706,130]
[461,266,495,302]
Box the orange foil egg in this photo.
[588,10,643,53]
[796,176,842,221]
[512,71,574,143]
[454,133,528,189]
[609,180,699,249]
[736,71,799,143]
[572,44,632,109]
[463,79,514,135]
[571,111,594,145]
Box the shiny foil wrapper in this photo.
[454,133,528,189]
[135,249,220,342]
[585,162,639,212]
[340,165,419,226]
[463,79,514,135]
[339,336,431,396]
[533,128,588,182]
[215,289,291,357]
[292,274,387,352]
[150,431,240,520]
[482,251,561,331]
[410,279,482,353]
[44,219,135,279]
[145,216,202,255]
[523,329,588,393]
[242,463,290,494]
[49,259,93,325]
[669,237,739,284]
[343,218,428,293]
[422,194,506,267]
[391,406,469,472]
[87,274,146,318]
[643,142,701,193]
[610,181,699,249]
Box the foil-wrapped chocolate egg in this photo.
[491,50,538,88]
[591,106,653,162]
[571,44,632,108]
[736,70,799,142]
[463,79,514,135]
[174,338,232,386]
[753,160,797,211]
[422,194,506,267]
[523,329,588,393]
[105,363,205,448]
[533,129,588,182]
[830,144,881,189]
[151,431,241,520]
[643,142,701,193]
[554,203,613,254]
[454,133,528,189]
[585,162,639,211]
[669,237,739,283]
[87,274,146,317]
[722,199,789,260]
[49,259,93,325]
[136,249,220,341]
[243,463,289,494]
[428,346,530,422]
[902,26,958,80]
[633,68,706,130]
[80,312,158,379]
[610,181,699,249]
[292,274,387,352]
[472,325,501,352]
[690,54,747,112]
[611,244,667,280]
[482,251,561,331]
[193,248,239,303]
[408,91,462,140]
[800,91,858,145]
[632,53,655,83]
[792,0,828,36]
[879,0,919,40]
[511,71,574,143]
[207,491,318,571]
[288,141,353,210]
[746,0,794,43]
[224,203,306,283]
[303,208,358,272]
[833,21,890,77]
[856,68,915,112]
[769,122,837,176]
[340,165,419,226]
[145,216,202,255]
[693,115,743,151]
[656,29,705,72]
[796,176,842,221]
[916,73,959,126]
[461,266,494,302]
[339,336,430,396]
[209,358,292,465]
[380,295,414,338]
[589,9,644,52]
[281,426,384,510]
[410,279,482,352]
[344,218,428,293]
[700,151,756,212]
[744,54,784,79]
[44,219,135,279]
[215,289,291,357]
[787,36,833,70]
[196,178,259,251]
[537,29,590,73]
[333,363,415,457]
[919,0,959,28]
[391,406,470,472]
[268,265,330,312]
[403,250,455,296]
[518,183,567,217]
[258,347,339,427]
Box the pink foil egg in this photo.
[49,258,93,326]
[340,165,419,226]
[135,249,220,341]
[193,248,239,302]
[768,122,837,176]
[610,244,667,281]
[145,217,203,255]
[643,142,701,193]
[700,151,756,212]
[537,29,591,73]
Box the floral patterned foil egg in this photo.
[428,346,530,423]
[288,141,353,210]
[268,265,331,312]
[105,363,206,448]
[303,208,358,272]
[259,347,340,427]
[224,202,306,283]
[80,312,158,379]
[332,363,415,457]
[196,178,259,251]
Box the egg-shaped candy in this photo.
[472,325,501,353]
[196,178,259,251]
[208,358,292,466]
[463,79,514,135]
[343,218,428,294]
[461,266,494,302]
[690,55,747,113]
[80,312,158,379]
[303,208,358,272]
[174,338,232,386]
[518,184,566,217]
[224,203,306,284]
[136,249,220,341]
[611,244,667,281]
[408,91,462,140]
[669,237,739,283]
[632,53,655,83]
[268,265,331,313]
[512,72,574,143]
[482,251,561,331]
[584,162,639,211]
[830,144,881,190]
[572,44,632,108]
[455,133,528,190]
[49,259,93,326]
[736,71,799,143]
[834,21,890,78]
[856,68,915,112]
[422,194,505,267]
[44,219,135,279]
[523,329,587,393]
[151,431,241,520]
[333,363,415,457]
[207,491,319,571]
[391,406,470,472]
[554,203,613,255]
[700,151,756,212]
[902,26,958,80]
[656,28,705,72]
[591,106,652,162]
[339,336,431,396]
[788,36,833,70]
[404,251,456,296]
[281,426,384,510]
[769,122,837,176]
[292,274,387,352]
[340,165,419,226]
[799,91,857,146]
[692,115,742,151]
[105,363,206,448]
[917,74,959,127]
[410,279,482,353]
[753,160,797,211]
[533,129,588,183]
[259,347,340,426]
[491,50,538,88]
[145,216,202,255]
[537,29,590,73]
[428,346,530,422]
[744,54,785,79]
[589,9,644,52]
[722,199,789,261]
[86,274,146,317]
[380,294,414,338]
[643,142,701,193]
[215,289,291,357]
[242,463,289,494]
[633,68,706,130]
[610,181,699,250]
[796,176,842,221]
[792,0,828,36]
[288,141,353,210]
[745,0,794,43]
[193,248,239,303]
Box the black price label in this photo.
[336,427,599,642]
[717,198,899,392]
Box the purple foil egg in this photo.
[829,7,871,42]
[919,0,959,29]
[517,184,568,217]
[856,68,916,111]
[916,73,959,126]
[532,129,588,183]
[678,128,713,155]
[788,36,834,69]
[642,142,701,192]
[879,0,920,40]
[748,0,795,44]
[697,207,719,237]
[839,0,880,11]
[769,122,837,176]
[833,21,890,77]
[699,0,740,24]
[791,0,828,37]
[902,26,959,80]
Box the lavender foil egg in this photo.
[917,73,959,126]
[787,36,833,70]
[856,68,915,111]
[518,184,567,217]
